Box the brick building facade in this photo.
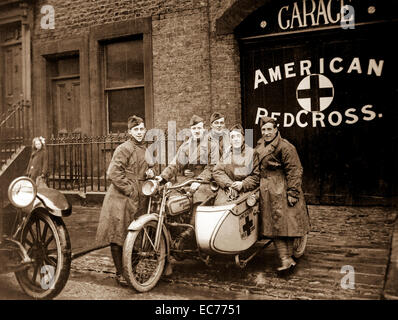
[28,0,242,136]
[1,0,397,205]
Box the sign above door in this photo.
[235,0,397,39]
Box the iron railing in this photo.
[0,100,30,168]
[45,133,175,192]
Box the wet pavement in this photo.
[0,204,396,300]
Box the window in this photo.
[104,36,145,133]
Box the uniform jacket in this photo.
[26,148,48,182]
[96,138,154,246]
[212,144,257,205]
[160,132,229,204]
[254,133,310,237]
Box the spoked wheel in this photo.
[123,221,166,292]
[15,210,71,299]
[293,234,308,259]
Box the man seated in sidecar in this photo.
[195,124,260,255]
[212,124,258,205]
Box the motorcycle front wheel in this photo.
[123,221,166,292]
[15,210,71,299]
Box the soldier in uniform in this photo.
[155,114,227,248]
[212,124,257,205]
[96,115,155,286]
[254,116,310,273]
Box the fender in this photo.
[128,213,159,231]
[127,213,171,273]
[32,188,72,217]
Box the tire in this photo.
[293,234,308,259]
[15,210,71,299]
[123,221,166,292]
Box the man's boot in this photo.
[173,228,195,260]
[110,243,128,287]
[274,238,296,272]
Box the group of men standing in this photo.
[95,111,310,286]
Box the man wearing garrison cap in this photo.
[156,114,220,251]
[212,123,257,205]
[253,115,310,273]
[96,115,156,286]
[157,114,209,183]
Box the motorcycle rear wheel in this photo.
[15,210,71,299]
[123,221,166,292]
[293,234,308,259]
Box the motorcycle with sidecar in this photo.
[122,178,308,292]
[0,176,72,299]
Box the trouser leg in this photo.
[286,237,294,257]
[274,238,289,261]
[274,237,296,271]
[175,205,198,250]
[110,243,123,276]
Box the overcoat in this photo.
[26,148,48,183]
[212,144,258,205]
[254,133,310,237]
[161,134,225,204]
[96,138,153,246]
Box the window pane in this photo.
[57,56,79,76]
[105,39,144,88]
[108,88,145,133]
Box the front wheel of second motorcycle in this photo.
[123,221,166,292]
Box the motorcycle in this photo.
[0,176,72,299]
[122,178,308,292]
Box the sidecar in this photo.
[195,189,260,255]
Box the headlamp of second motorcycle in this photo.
[142,179,159,196]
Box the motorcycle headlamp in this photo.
[142,179,159,196]
[8,176,37,208]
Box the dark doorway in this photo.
[239,25,397,205]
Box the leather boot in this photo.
[175,229,195,249]
[110,243,128,287]
[274,238,296,272]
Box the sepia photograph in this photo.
[0,0,397,312]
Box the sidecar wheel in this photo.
[293,234,308,259]
[15,210,71,299]
[123,221,166,292]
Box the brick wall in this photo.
[32,0,242,133]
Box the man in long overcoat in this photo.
[254,116,310,272]
[96,115,155,285]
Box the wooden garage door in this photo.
[240,26,397,205]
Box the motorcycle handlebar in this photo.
[166,179,209,190]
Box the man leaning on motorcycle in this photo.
[155,112,229,250]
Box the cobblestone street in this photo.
[54,204,397,300]
[1,203,396,300]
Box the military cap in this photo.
[210,112,225,124]
[189,114,204,127]
[128,115,144,129]
[229,123,244,135]
[259,116,277,128]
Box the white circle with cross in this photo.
[296,74,334,112]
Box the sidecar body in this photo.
[195,191,259,255]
